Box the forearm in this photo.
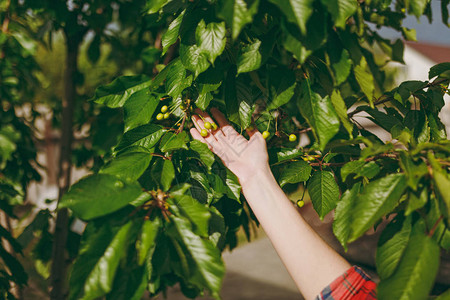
[240,166,351,300]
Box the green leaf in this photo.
[161,159,175,191]
[330,90,353,137]
[376,215,412,279]
[123,89,159,132]
[378,232,440,300]
[283,33,312,63]
[165,58,193,99]
[218,0,259,40]
[91,75,152,108]
[81,221,134,300]
[100,151,152,181]
[145,0,170,14]
[137,219,161,266]
[279,161,312,187]
[196,20,226,64]
[429,62,450,79]
[348,173,407,242]
[269,148,303,164]
[170,216,225,296]
[298,79,340,150]
[196,66,223,110]
[237,39,262,74]
[159,131,188,152]
[405,188,428,216]
[436,289,450,300]
[180,43,210,78]
[308,171,340,219]
[189,140,215,170]
[289,0,314,34]
[150,158,175,191]
[320,0,357,28]
[267,67,297,110]
[408,0,431,18]
[432,166,450,218]
[0,247,27,285]
[333,183,361,251]
[162,10,185,55]
[172,194,211,237]
[59,174,145,220]
[354,57,375,104]
[115,124,166,152]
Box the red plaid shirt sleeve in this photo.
[315,266,377,300]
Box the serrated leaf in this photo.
[298,79,340,150]
[376,214,412,279]
[289,0,314,34]
[308,171,340,219]
[320,0,357,28]
[237,39,262,74]
[218,0,259,39]
[279,161,312,187]
[196,20,226,64]
[378,232,440,300]
[180,43,210,78]
[100,151,152,181]
[165,58,193,99]
[172,194,211,237]
[433,166,450,218]
[115,124,166,152]
[429,62,450,79]
[267,67,296,110]
[348,173,407,242]
[161,159,175,191]
[123,90,159,132]
[354,57,375,105]
[137,219,161,266]
[59,174,145,220]
[170,215,225,296]
[91,75,152,108]
[145,0,170,14]
[81,221,134,300]
[283,33,312,63]
[159,131,188,152]
[330,90,353,137]
[408,0,430,18]
[333,183,361,251]
[189,140,215,170]
[162,10,185,55]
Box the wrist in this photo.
[238,164,275,188]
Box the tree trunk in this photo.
[50,27,82,300]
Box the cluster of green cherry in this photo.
[156,105,171,120]
[155,101,298,143]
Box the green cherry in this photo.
[163,112,170,119]
[200,129,208,137]
[211,122,218,130]
[289,134,297,142]
[156,113,164,120]
[161,105,168,113]
[204,122,212,129]
[262,131,270,139]
[297,200,305,208]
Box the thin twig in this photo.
[428,215,444,237]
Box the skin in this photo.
[190,108,351,300]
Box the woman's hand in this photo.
[190,108,270,183]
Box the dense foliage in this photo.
[1,0,450,299]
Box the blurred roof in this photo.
[405,41,450,63]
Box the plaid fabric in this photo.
[315,266,377,300]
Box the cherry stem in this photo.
[428,215,444,237]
